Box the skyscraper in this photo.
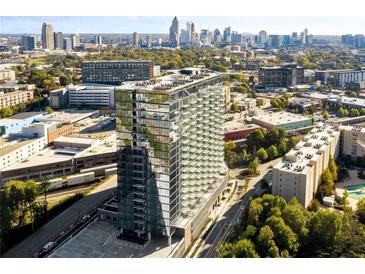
[116,68,227,246]
[54,32,63,50]
[21,35,40,51]
[146,34,152,48]
[213,29,221,44]
[63,37,72,50]
[223,27,231,43]
[186,21,193,42]
[169,16,180,47]
[41,22,55,49]
[258,30,267,45]
[191,22,196,41]
[133,32,139,47]
[94,35,103,45]
[71,33,80,49]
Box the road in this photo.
[196,158,281,258]
[3,175,117,258]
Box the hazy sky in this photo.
[1,16,365,35]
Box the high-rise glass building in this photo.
[169,16,180,47]
[41,22,54,49]
[115,68,227,245]
[54,32,63,50]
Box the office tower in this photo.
[21,35,39,50]
[303,28,308,45]
[268,34,281,48]
[200,29,211,45]
[115,68,226,244]
[82,60,154,85]
[94,35,103,45]
[258,30,267,45]
[213,29,221,44]
[354,34,365,48]
[259,64,304,88]
[41,22,55,49]
[180,30,190,44]
[283,35,290,48]
[191,22,196,41]
[54,32,63,50]
[169,16,180,47]
[63,37,72,50]
[292,32,298,41]
[146,34,153,48]
[186,21,193,42]
[71,33,80,49]
[133,32,139,47]
[223,27,231,43]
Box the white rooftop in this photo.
[253,111,311,126]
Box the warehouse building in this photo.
[252,111,312,131]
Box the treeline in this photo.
[0,180,84,254]
[219,194,365,258]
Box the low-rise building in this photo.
[0,69,15,81]
[259,64,304,88]
[224,124,262,142]
[315,68,365,88]
[272,123,341,207]
[0,90,34,109]
[252,111,312,131]
[340,125,365,161]
[0,112,44,136]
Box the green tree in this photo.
[356,198,365,224]
[257,225,279,257]
[320,169,334,196]
[231,101,239,113]
[256,147,268,162]
[338,107,349,117]
[328,157,338,181]
[244,179,250,194]
[322,111,329,120]
[220,239,259,258]
[248,157,260,175]
[59,75,71,86]
[308,199,320,212]
[39,177,51,219]
[307,210,342,250]
[267,145,278,160]
[351,108,360,117]
[45,106,54,114]
[360,108,365,116]
[246,128,266,154]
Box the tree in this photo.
[360,108,365,116]
[248,157,260,175]
[267,145,278,160]
[282,200,307,235]
[342,190,350,212]
[256,147,268,162]
[338,107,349,117]
[328,156,338,181]
[246,128,266,154]
[231,101,239,113]
[322,111,329,120]
[220,239,259,258]
[307,210,342,250]
[356,198,365,224]
[59,75,71,86]
[350,108,360,117]
[244,179,250,194]
[308,199,320,212]
[39,177,50,219]
[320,169,334,196]
[45,106,54,114]
[278,140,287,156]
[257,225,279,257]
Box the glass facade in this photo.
[116,73,224,241]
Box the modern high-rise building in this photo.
[82,60,154,85]
[191,22,196,41]
[115,68,227,246]
[132,32,139,47]
[21,35,40,51]
[169,16,180,47]
[213,29,221,44]
[63,37,72,50]
[54,32,63,50]
[41,22,55,49]
[71,33,80,49]
[223,27,231,43]
[94,35,103,45]
[146,34,153,48]
[258,30,267,45]
[186,21,193,42]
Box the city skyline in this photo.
[1,16,365,35]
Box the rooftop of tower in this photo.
[117,67,222,93]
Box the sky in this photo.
[0,16,365,35]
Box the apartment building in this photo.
[0,69,15,81]
[82,60,154,85]
[272,123,340,207]
[0,90,34,108]
[116,68,228,247]
[341,125,365,160]
[315,68,365,88]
